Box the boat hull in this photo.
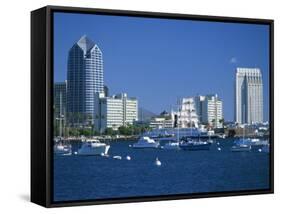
[231,145,251,152]
[162,143,180,150]
[77,145,110,156]
[179,142,211,151]
[132,144,159,148]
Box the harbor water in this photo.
[53,138,270,202]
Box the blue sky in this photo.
[54,12,270,121]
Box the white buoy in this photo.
[126,155,131,160]
[217,147,221,151]
[258,148,262,152]
[74,151,78,155]
[155,157,161,166]
[217,142,220,145]
[129,144,132,147]
[113,155,122,160]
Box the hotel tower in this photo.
[235,68,263,124]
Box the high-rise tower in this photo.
[67,35,104,125]
[235,68,263,124]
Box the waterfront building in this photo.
[195,94,223,128]
[235,68,263,124]
[149,115,174,129]
[171,97,199,128]
[66,35,104,125]
[94,93,138,132]
[54,81,67,119]
[202,94,223,128]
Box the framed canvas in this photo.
[31,5,274,207]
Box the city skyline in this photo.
[54,12,270,121]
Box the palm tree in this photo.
[219,118,225,127]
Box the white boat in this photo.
[77,139,110,156]
[180,139,211,150]
[231,144,251,152]
[54,142,72,155]
[162,141,180,150]
[53,93,72,155]
[163,116,181,150]
[249,138,269,151]
[133,136,159,148]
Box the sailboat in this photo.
[54,92,72,155]
[231,105,251,152]
[179,100,211,151]
[163,105,181,150]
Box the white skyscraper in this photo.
[235,68,263,124]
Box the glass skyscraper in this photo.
[235,67,263,124]
[67,35,104,125]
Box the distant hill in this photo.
[138,107,157,122]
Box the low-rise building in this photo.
[149,116,174,129]
[94,93,138,132]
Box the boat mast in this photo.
[243,104,245,142]
[190,100,192,137]
[59,92,62,138]
[177,103,180,143]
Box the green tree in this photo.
[104,128,114,136]
[219,118,225,126]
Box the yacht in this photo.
[231,137,252,152]
[133,136,160,148]
[249,138,269,151]
[77,139,110,156]
[179,139,211,151]
[54,141,72,155]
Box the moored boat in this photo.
[231,144,251,152]
[162,141,180,150]
[77,139,110,156]
[179,139,211,151]
[133,136,159,148]
[54,141,72,155]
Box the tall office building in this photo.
[235,68,263,124]
[94,93,138,132]
[195,94,223,128]
[54,81,67,119]
[67,35,104,125]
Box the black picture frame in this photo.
[31,5,274,208]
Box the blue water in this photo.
[53,138,270,202]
